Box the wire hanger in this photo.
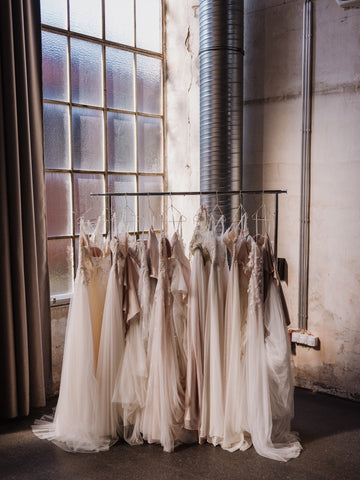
[211,191,224,220]
[120,193,136,234]
[166,193,187,237]
[252,203,270,238]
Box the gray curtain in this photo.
[0,0,52,418]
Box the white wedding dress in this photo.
[32,218,111,452]
[170,231,191,390]
[94,233,127,444]
[184,206,210,433]
[222,227,252,452]
[245,236,301,461]
[200,217,229,446]
[112,238,149,445]
[142,234,185,452]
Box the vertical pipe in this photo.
[298,0,312,330]
[199,0,244,224]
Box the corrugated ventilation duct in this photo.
[199,0,244,222]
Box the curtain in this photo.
[0,0,52,418]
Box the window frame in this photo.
[42,0,166,305]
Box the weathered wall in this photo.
[165,0,200,245]
[244,0,360,400]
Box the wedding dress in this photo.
[113,238,148,445]
[245,236,301,462]
[32,218,111,452]
[94,233,127,444]
[184,205,210,431]
[142,234,185,452]
[261,235,300,450]
[170,231,191,390]
[222,226,252,452]
[200,217,229,446]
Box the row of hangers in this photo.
[81,192,273,240]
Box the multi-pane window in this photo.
[41,0,164,300]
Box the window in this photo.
[41,0,164,301]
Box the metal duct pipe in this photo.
[199,0,244,223]
[298,0,312,330]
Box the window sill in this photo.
[50,294,72,307]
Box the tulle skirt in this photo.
[32,278,110,453]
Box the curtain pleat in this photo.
[0,0,52,419]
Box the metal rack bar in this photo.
[90,189,287,197]
[90,189,287,261]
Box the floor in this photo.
[1,388,360,480]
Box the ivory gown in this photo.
[32,218,111,453]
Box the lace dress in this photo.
[222,228,252,452]
[245,236,301,461]
[200,221,229,446]
[142,235,185,452]
[32,218,111,452]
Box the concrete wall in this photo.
[244,0,360,400]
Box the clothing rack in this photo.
[90,190,286,260]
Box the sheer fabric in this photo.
[142,235,185,452]
[95,235,127,444]
[32,219,111,452]
[222,229,252,452]
[200,221,229,446]
[32,206,301,461]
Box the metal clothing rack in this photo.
[90,189,287,260]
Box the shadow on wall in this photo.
[242,6,265,236]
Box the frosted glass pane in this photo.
[137,55,162,114]
[74,174,105,234]
[44,103,70,169]
[106,48,134,111]
[46,173,72,237]
[41,0,67,28]
[42,31,69,102]
[138,116,163,173]
[136,0,162,53]
[71,39,103,107]
[70,0,102,38]
[108,175,136,231]
[107,113,135,172]
[138,175,163,230]
[48,238,73,296]
[105,0,134,46]
[72,108,104,171]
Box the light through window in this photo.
[41,0,164,301]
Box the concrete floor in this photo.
[1,388,359,480]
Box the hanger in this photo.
[166,193,187,237]
[252,203,269,238]
[147,193,157,230]
[119,193,136,234]
[230,202,248,235]
[210,191,224,220]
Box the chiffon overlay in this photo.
[33,209,301,461]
